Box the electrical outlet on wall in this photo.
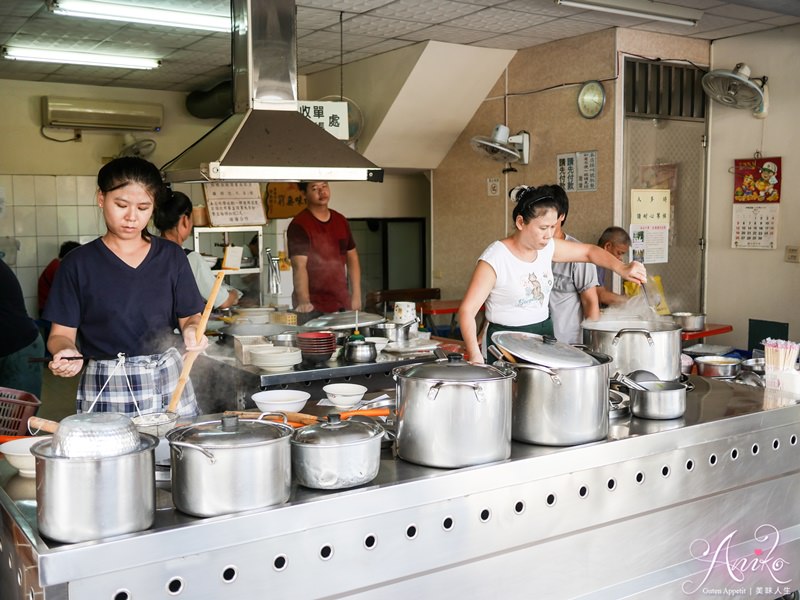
[487,177,500,197]
[785,245,800,263]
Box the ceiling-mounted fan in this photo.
[471,124,530,165]
[702,63,769,117]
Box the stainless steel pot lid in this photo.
[492,332,598,368]
[166,415,291,448]
[291,414,383,446]
[396,353,512,381]
[302,311,385,330]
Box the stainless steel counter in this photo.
[3,378,800,599]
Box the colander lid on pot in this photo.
[492,332,598,368]
[52,413,141,458]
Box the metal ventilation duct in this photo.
[162,0,383,184]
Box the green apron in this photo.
[486,319,554,364]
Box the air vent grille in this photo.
[624,58,706,120]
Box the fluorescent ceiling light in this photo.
[49,0,230,32]
[555,0,701,26]
[3,46,160,70]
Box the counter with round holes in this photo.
[2,377,800,599]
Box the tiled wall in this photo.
[1,174,385,316]
[0,175,206,317]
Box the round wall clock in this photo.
[577,80,605,119]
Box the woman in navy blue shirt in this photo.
[44,157,208,416]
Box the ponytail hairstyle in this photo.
[509,185,561,224]
[154,189,193,233]
[97,156,166,240]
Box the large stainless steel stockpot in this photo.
[582,318,682,381]
[393,354,513,468]
[495,350,612,446]
[291,414,383,489]
[31,434,157,544]
[167,415,292,518]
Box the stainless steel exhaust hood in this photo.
[162,0,383,184]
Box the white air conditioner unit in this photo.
[41,96,163,131]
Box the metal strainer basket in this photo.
[131,411,179,438]
[52,413,141,458]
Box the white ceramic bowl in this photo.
[364,337,390,352]
[323,383,368,408]
[1,436,52,477]
[252,390,311,413]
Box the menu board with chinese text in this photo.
[203,182,266,226]
[630,188,670,264]
[556,151,597,192]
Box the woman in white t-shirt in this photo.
[458,185,647,364]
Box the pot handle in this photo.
[612,329,654,347]
[169,440,216,464]
[256,411,289,424]
[426,381,486,403]
[508,362,562,385]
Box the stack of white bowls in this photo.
[248,346,302,372]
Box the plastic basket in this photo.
[0,388,41,436]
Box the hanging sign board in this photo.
[630,188,670,264]
[298,101,349,140]
[556,150,597,192]
[203,182,266,226]
[265,182,306,219]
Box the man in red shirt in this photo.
[287,182,361,315]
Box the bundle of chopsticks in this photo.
[763,338,800,371]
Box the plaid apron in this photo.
[77,347,199,417]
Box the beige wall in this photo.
[705,24,800,350]
[430,27,712,304]
[431,29,619,300]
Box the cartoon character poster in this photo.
[734,157,781,203]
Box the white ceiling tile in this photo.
[706,4,785,20]
[472,33,550,50]
[447,7,559,32]
[297,0,395,11]
[401,24,498,44]
[335,14,430,36]
[760,15,800,25]
[497,0,583,18]
[689,21,777,39]
[371,0,483,23]
[296,6,347,30]
[518,18,611,39]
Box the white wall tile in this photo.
[37,236,59,270]
[56,176,78,205]
[35,176,57,206]
[0,175,12,205]
[77,206,104,236]
[24,296,38,319]
[36,206,58,236]
[76,176,97,206]
[0,212,13,237]
[15,266,38,300]
[12,176,35,206]
[14,206,36,236]
[15,236,38,268]
[57,205,78,236]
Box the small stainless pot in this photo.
[670,312,706,332]
[291,414,383,489]
[344,339,377,363]
[364,319,418,342]
[694,355,742,378]
[31,434,157,543]
[629,380,686,419]
[167,414,292,518]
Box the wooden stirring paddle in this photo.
[167,246,243,413]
